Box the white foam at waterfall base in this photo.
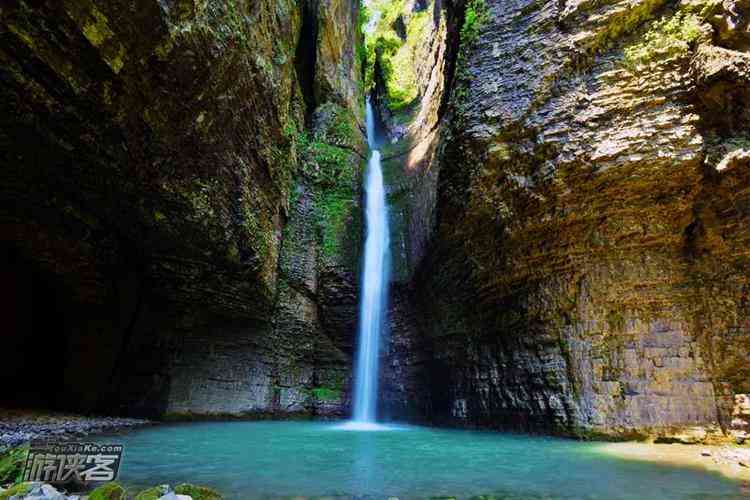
[348,98,390,428]
[332,421,405,432]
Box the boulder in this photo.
[87,482,126,500]
[173,483,222,500]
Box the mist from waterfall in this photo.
[350,97,390,427]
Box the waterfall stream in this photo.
[350,98,390,427]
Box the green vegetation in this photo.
[316,191,356,257]
[89,482,126,500]
[134,486,166,500]
[357,2,371,84]
[452,0,489,113]
[295,104,360,259]
[0,445,27,485]
[363,0,431,111]
[298,133,353,187]
[461,0,490,46]
[623,11,703,68]
[312,102,361,148]
[312,387,343,401]
[0,483,32,499]
[174,483,223,500]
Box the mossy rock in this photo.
[88,482,126,500]
[0,445,28,485]
[133,485,168,500]
[174,483,223,499]
[366,1,431,111]
[311,387,342,401]
[0,482,33,499]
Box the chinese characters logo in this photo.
[22,443,123,483]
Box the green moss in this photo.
[312,102,361,148]
[363,0,430,110]
[283,104,362,265]
[172,0,254,49]
[0,482,33,499]
[452,0,490,115]
[461,0,490,46]
[298,132,352,186]
[623,11,703,68]
[174,483,223,500]
[62,1,126,73]
[133,486,166,500]
[242,208,274,267]
[0,445,27,485]
[88,482,126,500]
[316,191,355,257]
[312,387,342,401]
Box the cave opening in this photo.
[0,245,70,410]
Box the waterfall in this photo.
[351,97,390,425]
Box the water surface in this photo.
[95,421,746,499]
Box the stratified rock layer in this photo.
[380,0,750,440]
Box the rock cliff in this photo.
[0,0,364,417]
[377,0,750,440]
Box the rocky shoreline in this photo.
[0,481,222,500]
[0,410,150,451]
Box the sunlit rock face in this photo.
[0,0,364,417]
[378,0,750,439]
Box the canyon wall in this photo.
[377,0,750,440]
[0,0,364,418]
[2,0,748,441]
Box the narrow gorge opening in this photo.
[295,0,319,120]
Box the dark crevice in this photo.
[369,51,392,141]
[295,0,319,123]
[437,0,465,121]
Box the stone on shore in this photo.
[23,483,67,500]
[0,410,149,450]
[173,484,222,500]
[134,483,222,500]
[88,482,126,500]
